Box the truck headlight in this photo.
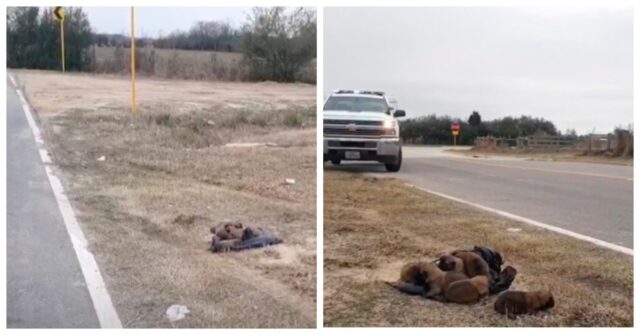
[383,120,397,129]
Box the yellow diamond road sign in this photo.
[54,6,64,21]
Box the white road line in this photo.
[9,74,123,328]
[407,183,633,256]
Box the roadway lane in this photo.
[6,80,100,327]
[326,146,633,248]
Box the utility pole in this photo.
[53,7,65,72]
[131,7,136,114]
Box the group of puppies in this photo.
[386,246,554,319]
[208,221,283,253]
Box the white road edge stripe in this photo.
[9,74,123,328]
[407,183,633,256]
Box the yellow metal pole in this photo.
[131,7,136,114]
[60,20,65,72]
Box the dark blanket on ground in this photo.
[209,234,283,253]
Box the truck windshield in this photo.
[324,96,388,113]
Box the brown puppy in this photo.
[419,263,467,299]
[388,262,487,303]
[450,251,491,278]
[421,263,490,304]
[210,222,244,240]
[442,248,517,295]
[387,262,467,296]
[437,254,491,303]
[398,262,429,285]
[445,275,490,303]
[438,255,465,273]
[494,290,555,319]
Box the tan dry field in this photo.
[324,171,633,327]
[13,70,316,328]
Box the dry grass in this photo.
[91,46,248,81]
[93,46,243,65]
[14,70,316,328]
[13,70,314,116]
[89,46,316,83]
[323,171,633,327]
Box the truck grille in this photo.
[324,119,384,126]
[327,140,378,148]
[324,127,390,137]
[323,119,394,138]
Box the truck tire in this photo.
[330,158,341,165]
[385,148,402,172]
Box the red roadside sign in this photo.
[451,122,460,144]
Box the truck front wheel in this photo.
[384,148,402,172]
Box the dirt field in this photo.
[324,171,633,327]
[13,70,316,328]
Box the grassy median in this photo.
[324,171,633,327]
[15,70,316,328]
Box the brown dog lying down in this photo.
[209,221,282,252]
[494,290,555,319]
[386,262,489,304]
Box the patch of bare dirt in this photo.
[14,70,316,328]
[323,171,633,327]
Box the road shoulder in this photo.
[7,80,107,328]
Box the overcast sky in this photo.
[83,7,251,37]
[324,7,633,134]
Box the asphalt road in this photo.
[6,81,100,327]
[326,146,633,248]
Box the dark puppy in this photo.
[491,265,517,295]
[472,246,503,275]
[494,290,555,319]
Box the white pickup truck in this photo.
[323,90,406,172]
